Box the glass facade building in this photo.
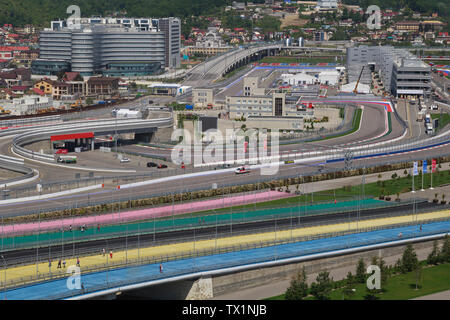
[101,62,161,76]
[31,60,71,76]
[35,17,180,76]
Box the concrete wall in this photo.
[211,239,443,298]
[114,239,444,300]
[150,127,174,143]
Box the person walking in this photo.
[97,225,100,232]
[63,260,66,268]
[102,248,106,257]
[159,263,163,273]
[420,224,422,232]
[110,251,113,259]
[76,257,80,267]
[69,225,72,232]
[57,259,62,269]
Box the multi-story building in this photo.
[1,95,53,115]
[346,45,431,98]
[192,88,214,107]
[33,17,180,76]
[396,21,420,32]
[315,0,338,12]
[34,79,70,100]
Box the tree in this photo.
[256,15,281,33]
[401,244,419,273]
[439,235,450,263]
[285,266,308,300]
[356,258,366,283]
[343,272,355,300]
[310,271,333,300]
[374,256,389,288]
[363,288,380,300]
[427,240,440,265]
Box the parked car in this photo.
[157,164,168,169]
[147,162,157,167]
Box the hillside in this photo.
[0,0,230,27]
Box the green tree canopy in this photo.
[310,271,333,300]
[285,266,308,300]
[401,244,419,273]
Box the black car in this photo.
[157,164,168,169]
[147,162,157,167]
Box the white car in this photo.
[120,158,130,163]
[235,166,250,174]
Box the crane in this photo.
[353,65,365,94]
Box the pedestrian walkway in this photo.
[1,218,449,300]
[1,198,388,249]
[0,190,293,237]
[0,209,449,294]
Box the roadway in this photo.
[0,135,449,218]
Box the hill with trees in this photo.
[0,0,230,27]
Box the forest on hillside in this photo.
[0,0,230,27]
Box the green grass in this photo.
[431,113,450,131]
[308,108,362,142]
[267,263,450,300]
[223,64,248,79]
[430,60,450,65]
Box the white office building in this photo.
[2,96,53,115]
[36,16,180,75]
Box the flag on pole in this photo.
[432,159,436,173]
[413,161,418,176]
[423,160,427,174]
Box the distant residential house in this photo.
[0,88,16,100]
[396,21,420,32]
[63,72,82,82]
[436,32,450,44]
[0,68,31,88]
[33,79,70,99]
[10,85,29,95]
[421,20,444,32]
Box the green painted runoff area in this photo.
[1,199,386,249]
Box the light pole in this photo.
[1,255,6,300]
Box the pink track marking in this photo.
[1,191,292,236]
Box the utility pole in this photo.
[1,255,6,300]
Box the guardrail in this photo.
[10,117,173,163]
[0,115,61,127]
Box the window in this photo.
[274,98,283,116]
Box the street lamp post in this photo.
[1,255,6,300]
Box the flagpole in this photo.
[430,159,434,190]
[421,163,424,191]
